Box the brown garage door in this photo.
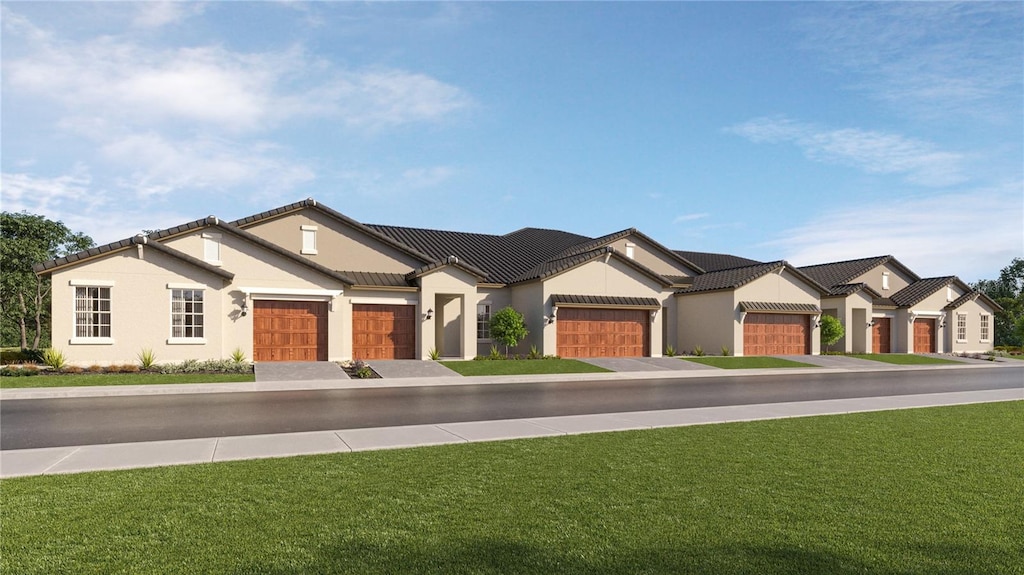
[253,300,328,362]
[556,308,649,358]
[743,313,809,356]
[872,318,891,354]
[352,304,416,360]
[913,318,936,353]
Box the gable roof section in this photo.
[674,251,761,272]
[889,276,969,308]
[739,301,821,314]
[798,255,921,289]
[552,294,661,309]
[136,236,235,281]
[551,228,705,274]
[405,259,488,282]
[341,271,413,288]
[677,261,828,296]
[512,246,673,287]
[945,290,1004,312]
[825,283,883,299]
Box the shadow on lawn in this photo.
[230,537,960,575]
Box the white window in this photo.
[74,286,111,340]
[477,303,491,339]
[203,233,222,265]
[956,314,967,342]
[980,314,990,342]
[301,225,318,255]
[625,243,635,259]
[882,272,890,291]
[170,289,204,340]
[947,287,954,302]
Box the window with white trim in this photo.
[301,225,318,255]
[170,289,204,339]
[75,287,111,338]
[947,287,954,302]
[625,243,635,259]
[980,314,990,342]
[882,272,890,291]
[956,314,967,342]
[203,233,222,265]
[477,303,491,339]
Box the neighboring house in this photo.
[798,256,1001,354]
[34,199,998,365]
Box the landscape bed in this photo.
[0,372,255,389]
[3,401,1020,574]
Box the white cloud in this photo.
[765,182,1024,282]
[672,213,709,224]
[728,116,965,187]
[132,2,206,29]
[1,169,94,214]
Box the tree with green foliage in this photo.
[489,306,529,357]
[0,212,94,349]
[819,314,845,352]
[973,257,1024,347]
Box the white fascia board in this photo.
[240,287,343,299]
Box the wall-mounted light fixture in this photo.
[425,308,433,320]
[544,316,553,325]
[649,309,658,322]
[867,321,875,328]
[240,300,249,317]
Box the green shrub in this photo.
[355,365,374,379]
[41,348,68,370]
[721,345,730,357]
[488,345,504,360]
[0,365,40,377]
[693,345,705,357]
[665,344,676,357]
[527,345,541,360]
[230,348,247,364]
[490,306,528,357]
[137,348,157,369]
[820,315,845,352]
[428,347,440,361]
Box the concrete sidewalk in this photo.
[2,388,1019,478]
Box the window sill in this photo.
[204,260,223,267]
[301,249,318,255]
[956,339,967,344]
[70,337,114,345]
[167,338,207,345]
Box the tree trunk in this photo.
[32,278,44,349]
[17,292,28,349]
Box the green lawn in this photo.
[846,354,963,365]
[681,356,817,369]
[2,402,1020,574]
[440,358,610,376]
[0,372,254,389]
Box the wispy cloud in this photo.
[793,3,1023,120]
[132,2,206,29]
[672,213,709,224]
[728,116,965,187]
[765,182,1023,282]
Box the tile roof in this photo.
[552,294,661,309]
[674,251,761,272]
[797,255,921,289]
[825,283,883,298]
[512,247,672,287]
[739,301,821,314]
[873,297,898,308]
[405,259,489,281]
[676,260,829,296]
[889,276,958,308]
[550,228,704,274]
[139,238,235,281]
[341,271,413,288]
[945,290,1004,312]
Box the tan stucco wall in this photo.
[232,208,424,273]
[416,267,479,360]
[608,235,697,277]
[733,270,822,356]
[904,285,968,354]
[509,282,544,355]
[948,298,997,353]
[853,262,916,297]
[538,257,669,357]
[822,291,873,353]
[476,287,511,357]
[676,291,737,355]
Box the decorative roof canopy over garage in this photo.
[739,301,821,314]
[552,294,661,309]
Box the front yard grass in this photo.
[0,373,254,389]
[847,354,963,365]
[681,356,816,369]
[2,401,1021,574]
[440,358,611,376]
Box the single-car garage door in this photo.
[743,313,809,356]
[557,308,649,358]
[253,300,328,362]
[913,318,936,353]
[872,318,891,353]
[352,304,416,360]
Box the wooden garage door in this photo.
[872,318,891,354]
[914,318,936,353]
[556,308,649,358]
[743,313,809,356]
[352,304,416,360]
[253,301,328,362]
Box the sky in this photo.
[2,1,1021,282]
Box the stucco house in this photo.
[34,198,998,365]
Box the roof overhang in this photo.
[739,301,821,314]
[551,294,661,309]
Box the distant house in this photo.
[34,198,999,364]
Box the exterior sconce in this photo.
[813,315,821,328]
[425,308,433,320]
[649,309,658,322]
[240,300,248,317]
[544,316,554,325]
[867,321,875,328]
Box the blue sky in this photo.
[2,1,1021,282]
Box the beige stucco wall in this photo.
[904,284,968,354]
[476,287,511,357]
[416,267,479,360]
[538,257,669,357]
[734,270,822,356]
[608,235,697,277]
[230,208,424,273]
[853,262,916,297]
[822,291,873,353]
[676,291,736,355]
[509,282,544,355]
[947,298,997,353]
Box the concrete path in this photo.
[369,360,461,379]
[255,362,348,382]
[2,388,1018,478]
[581,357,718,372]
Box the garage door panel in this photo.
[743,313,809,356]
[913,318,935,353]
[253,301,328,362]
[352,304,417,360]
[556,308,649,358]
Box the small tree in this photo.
[819,315,845,353]
[489,306,528,357]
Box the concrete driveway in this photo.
[254,362,349,382]
[369,360,461,379]
[580,357,718,372]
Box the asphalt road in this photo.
[2,367,1021,450]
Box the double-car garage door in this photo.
[556,308,649,358]
[742,313,810,356]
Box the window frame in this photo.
[979,314,990,343]
[203,232,222,266]
[168,287,206,344]
[956,313,967,343]
[881,272,890,291]
[625,243,636,260]
[70,283,114,345]
[477,302,492,341]
[301,225,318,255]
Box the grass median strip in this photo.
[0,373,254,389]
[2,401,1020,574]
[439,358,610,376]
[681,356,816,369]
[846,354,963,365]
